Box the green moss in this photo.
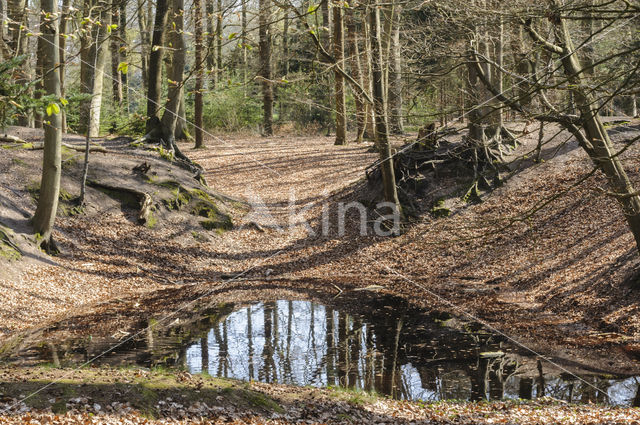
[191,231,208,242]
[430,199,451,218]
[11,157,27,166]
[0,240,21,261]
[145,211,157,228]
[21,142,33,149]
[151,146,174,161]
[58,188,73,201]
[242,390,284,413]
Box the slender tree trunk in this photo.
[495,12,504,128]
[387,4,403,134]
[110,4,123,105]
[7,0,28,125]
[241,0,247,94]
[137,0,150,92]
[216,0,222,82]
[320,0,330,47]
[369,1,401,212]
[205,0,216,88]
[259,0,274,136]
[147,0,170,120]
[34,37,44,129]
[79,0,110,138]
[347,7,366,143]
[332,0,347,145]
[160,0,185,144]
[58,0,70,132]
[33,0,62,252]
[362,11,376,140]
[194,0,205,148]
[552,13,640,253]
[283,10,290,75]
[119,0,128,111]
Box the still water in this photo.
[10,295,640,405]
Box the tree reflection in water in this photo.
[28,297,640,406]
[178,299,636,404]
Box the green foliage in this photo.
[0,55,32,127]
[60,90,92,132]
[277,71,332,131]
[191,82,262,131]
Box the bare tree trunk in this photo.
[175,93,188,140]
[147,0,170,120]
[194,0,205,148]
[550,11,640,253]
[259,0,274,136]
[216,0,222,82]
[205,0,216,88]
[495,12,504,128]
[387,4,403,134]
[332,0,347,145]
[58,0,70,132]
[33,0,62,252]
[347,7,366,143]
[362,11,376,141]
[160,0,185,145]
[80,0,110,138]
[241,0,248,94]
[369,1,400,212]
[137,0,150,92]
[282,9,290,76]
[34,37,44,129]
[110,5,123,105]
[7,0,28,126]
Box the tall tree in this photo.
[147,0,170,121]
[205,0,216,88]
[241,0,248,93]
[160,0,186,145]
[59,0,71,132]
[387,4,403,134]
[7,0,29,126]
[110,0,128,106]
[32,0,62,252]
[79,0,110,137]
[137,0,151,92]
[258,0,274,136]
[194,0,205,148]
[216,0,223,80]
[332,0,347,145]
[346,7,367,143]
[369,0,401,213]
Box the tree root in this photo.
[87,181,153,224]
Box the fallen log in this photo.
[0,134,26,144]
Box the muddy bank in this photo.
[0,366,639,424]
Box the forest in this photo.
[1,0,640,423]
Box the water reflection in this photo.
[177,300,637,404]
[13,296,640,405]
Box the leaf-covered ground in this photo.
[2,121,640,422]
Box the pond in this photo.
[7,294,640,406]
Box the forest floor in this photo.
[2,120,640,423]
